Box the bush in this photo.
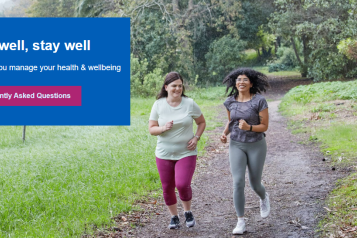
[338,38,357,61]
[268,47,300,72]
[205,35,247,83]
[279,47,299,67]
[131,54,164,97]
[268,63,288,72]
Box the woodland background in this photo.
[1,0,357,94]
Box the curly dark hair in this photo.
[156,71,188,99]
[223,67,270,98]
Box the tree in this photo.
[28,0,76,17]
[205,35,246,84]
[270,0,357,80]
[235,0,275,60]
[76,0,245,84]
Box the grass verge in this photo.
[0,87,226,237]
[279,80,357,237]
[253,66,302,77]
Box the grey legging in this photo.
[229,137,267,217]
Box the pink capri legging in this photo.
[156,155,197,206]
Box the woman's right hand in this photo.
[220,133,227,143]
[162,120,173,132]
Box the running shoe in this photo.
[168,215,180,229]
[260,192,270,218]
[184,211,196,228]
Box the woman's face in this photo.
[236,74,253,93]
[165,79,183,98]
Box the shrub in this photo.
[131,54,164,97]
[205,36,247,83]
[268,63,288,72]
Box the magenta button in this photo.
[0,86,81,106]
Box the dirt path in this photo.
[133,78,347,238]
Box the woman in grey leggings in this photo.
[220,68,270,235]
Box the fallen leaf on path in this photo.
[121,216,127,222]
[323,207,337,212]
[346,227,357,232]
[323,207,332,212]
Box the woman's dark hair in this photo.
[156,71,188,99]
[223,67,270,98]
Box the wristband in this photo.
[250,125,252,131]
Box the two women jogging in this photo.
[149,68,270,234]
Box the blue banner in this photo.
[0,18,130,125]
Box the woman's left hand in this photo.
[238,119,250,131]
[187,137,198,150]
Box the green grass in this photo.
[280,80,357,117]
[0,124,160,237]
[252,66,301,77]
[316,124,357,164]
[319,173,357,236]
[0,86,226,237]
[243,49,260,67]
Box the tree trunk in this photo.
[291,37,302,66]
[277,36,281,47]
[262,46,266,56]
[302,35,309,77]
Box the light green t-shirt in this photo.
[149,97,202,160]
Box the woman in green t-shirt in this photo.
[149,72,206,229]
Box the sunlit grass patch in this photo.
[281,80,357,105]
[316,124,357,165]
[0,123,160,237]
[252,66,301,77]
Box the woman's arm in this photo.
[148,120,173,136]
[220,110,231,143]
[187,114,206,150]
[238,108,269,132]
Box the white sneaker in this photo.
[232,220,246,235]
[260,192,270,218]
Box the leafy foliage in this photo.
[131,54,164,97]
[270,0,357,80]
[28,0,76,17]
[205,35,247,84]
[75,0,275,84]
[338,38,357,61]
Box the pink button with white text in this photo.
[0,86,81,106]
